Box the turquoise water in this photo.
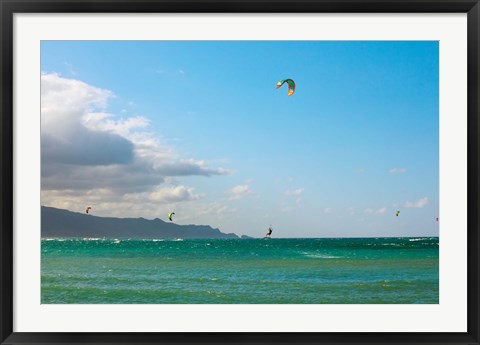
[41,237,439,304]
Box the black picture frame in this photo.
[1,1,479,344]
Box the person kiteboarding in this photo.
[264,225,273,239]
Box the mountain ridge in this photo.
[41,206,242,239]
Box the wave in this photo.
[302,252,342,259]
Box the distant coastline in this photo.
[41,206,438,240]
[41,206,248,239]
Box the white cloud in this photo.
[41,187,213,221]
[41,73,230,216]
[377,207,387,214]
[285,188,304,206]
[364,207,387,214]
[404,197,429,208]
[41,74,133,167]
[63,62,76,75]
[195,202,232,217]
[82,112,150,138]
[41,73,112,136]
[389,167,407,174]
[228,184,252,200]
[148,185,203,203]
[285,188,304,196]
[324,207,332,214]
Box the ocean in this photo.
[41,237,439,304]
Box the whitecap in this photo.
[303,253,342,259]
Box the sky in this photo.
[40,41,439,238]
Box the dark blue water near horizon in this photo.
[42,236,439,304]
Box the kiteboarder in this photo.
[265,226,273,239]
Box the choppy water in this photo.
[41,237,439,304]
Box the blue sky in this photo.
[40,41,439,238]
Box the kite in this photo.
[276,79,296,96]
[86,207,92,214]
[168,212,175,221]
[396,211,400,217]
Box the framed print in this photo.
[1,0,479,344]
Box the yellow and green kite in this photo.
[276,79,296,96]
